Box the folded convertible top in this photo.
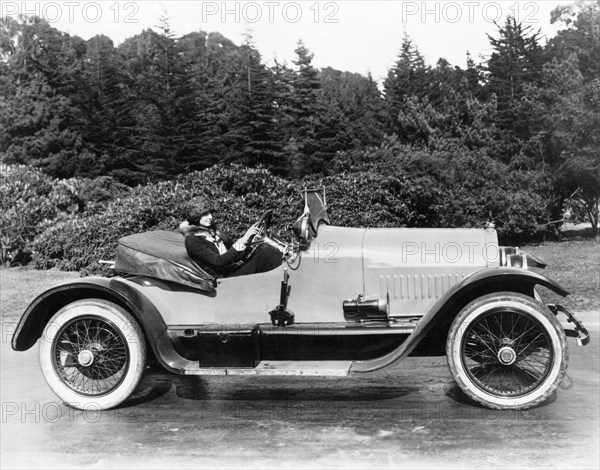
[114,230,216,292]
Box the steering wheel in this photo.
[246,210,273,249]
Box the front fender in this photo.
[350,267,569,373]
[11,276,188,374]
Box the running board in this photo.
[183,360,352,376]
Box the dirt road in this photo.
[1,312,598,469]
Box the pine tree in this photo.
[383,33,429,137]
[486,16,546,145]
[230,38,283,172]
[314,68,385,171]
[71,35,129,177]
[189,31,245,168]
[116,23,190,182]
[273,41,321,176]
[0,17,87,176]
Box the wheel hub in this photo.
[77,350,94,367]
[498,346,517,365]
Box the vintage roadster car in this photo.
[12,190,590,411]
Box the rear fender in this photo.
[350,267,569,373]
[10,277,187,374]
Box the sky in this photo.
[2,0,571,82]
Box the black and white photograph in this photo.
[1,1,599,468]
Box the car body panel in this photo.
[362,226,499,316]
[350,266,570,373]
[126,225,365,326]
[12,236,570,374]
[11,277,126,352]
[126,225,501,326]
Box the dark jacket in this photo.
[185,232,244,277]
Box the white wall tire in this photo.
[39,299,146,410]
[446,292,568,410]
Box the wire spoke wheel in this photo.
[54,316,130,396]
[461,310,552,396]
[446,292,568,410]
[40,299,146,410]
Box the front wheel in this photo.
[39,299,146,410]
[446,292,568,410]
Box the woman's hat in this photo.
[186,196,214,225]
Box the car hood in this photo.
[316,225,499,316]
[362,226,499,269]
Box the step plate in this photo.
[183,360,352,376]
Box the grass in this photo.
[523,238,600,312]
[0,239,598,325]
[0,267,79,323]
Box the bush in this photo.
[329,140,557,243]
[30,165,301,274]
[1,165,62,265]
[0,165,130,267]
[7,151,561,274]
[79,176,131,206]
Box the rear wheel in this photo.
[39,299,146,410]
[446,292,568,409]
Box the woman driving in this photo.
[180,197,283,278]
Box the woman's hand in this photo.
[235,223,260,250]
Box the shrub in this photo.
[12,151,561,274]
[0,165,131,266]
[31,165,301,274]
[79,176,131,206]
[1,165,60,265]
[329,140,557,243]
